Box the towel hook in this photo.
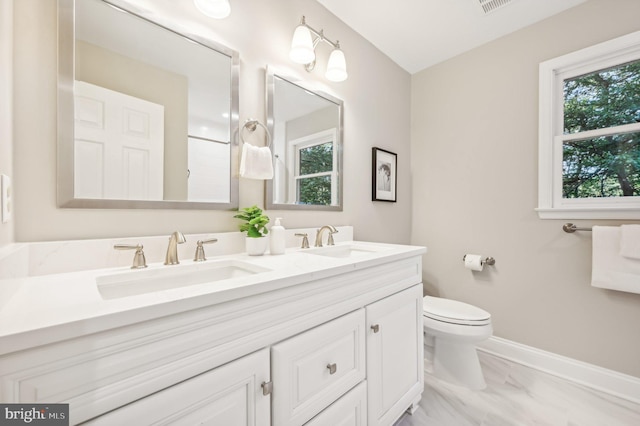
[240,118,271,148]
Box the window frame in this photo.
[538,30,640,219]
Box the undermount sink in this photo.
[96,260,271,299]
[306,244,383,259]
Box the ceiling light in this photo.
[289,16,348,82]
[194,0,230,19]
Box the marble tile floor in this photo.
[394,351,640,426]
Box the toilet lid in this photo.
[423,296,491,325]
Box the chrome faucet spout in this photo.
[314,225,338,247]
[164,231,186,265]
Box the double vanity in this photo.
[0,228,426,425]
[1,1,426,424]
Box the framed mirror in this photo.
[265,67,343,211]
[57,0,239,209]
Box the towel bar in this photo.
[563,223,592,233]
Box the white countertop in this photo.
[0,240,426,355]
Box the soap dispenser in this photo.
[270,217,286,255]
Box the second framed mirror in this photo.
[265,67,343,211]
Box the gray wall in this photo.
[8,0,412,243]
[411,0,640,378]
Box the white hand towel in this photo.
[591,226,640,294]
[239,142,274,180]
[619,224,640,260]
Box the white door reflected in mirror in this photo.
[58,0,239,209]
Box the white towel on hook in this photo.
[591,226,640,294]
[619,224,640,260]
[239,142,274,180]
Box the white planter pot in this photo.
[245,237,268,256]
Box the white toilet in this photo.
[423,296,492,390]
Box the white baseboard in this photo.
[477,336,640,405]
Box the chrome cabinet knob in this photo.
[327,363,337,375]
[261,381,273,396]
[371,324,380,333]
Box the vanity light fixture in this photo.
[289,16,348,82]
[193,0,230,19]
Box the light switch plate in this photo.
[1,174,11,223]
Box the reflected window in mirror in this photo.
[266,67,343,211]
[58,0,239,209]
[292,130,337,205]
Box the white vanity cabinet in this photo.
[0,248,425,426]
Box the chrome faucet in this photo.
[164,231,186,265]
[314,225,338,247]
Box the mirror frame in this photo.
[265,67,344,211]
[57,0,240,209]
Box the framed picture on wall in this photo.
[372,147,397,202]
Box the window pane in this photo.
[299,142,333,175]
[563,60,640,134]
[297,176,331,205]
[562,131,640,198]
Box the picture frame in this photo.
[372,147,397,202]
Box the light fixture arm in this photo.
[299,16,340,50]
[297,16,341,71]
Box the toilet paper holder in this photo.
[462,255,496,266]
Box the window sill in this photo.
[536,207,640,220]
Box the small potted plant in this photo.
[234,205,270,255]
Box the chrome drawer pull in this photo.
[371,324,380,333]
[327,363,337,375]
[261,381,273,396]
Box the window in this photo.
[287,129,338,206]
[538,31,640,219]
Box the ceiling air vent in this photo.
[475,0,514,15]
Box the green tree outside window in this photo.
[562,60,640,198]
[297,142,333,205]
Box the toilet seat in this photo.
[423,296,491,326]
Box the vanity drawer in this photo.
[271,309,366,426]
[305,381,367,426]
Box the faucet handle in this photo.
[295,233,309,249]
[194,238,218,262]
[114,244,148,269]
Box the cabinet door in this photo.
[84,348,270,426]
[366,284,423,426]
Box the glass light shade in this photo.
[194,0,230,19]
[325,48,348,82]
[289,25,315,64]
